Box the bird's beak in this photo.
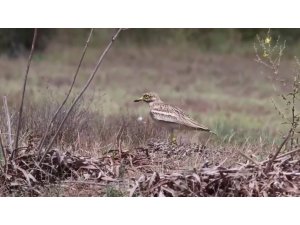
[134,97,144,102]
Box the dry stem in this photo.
[0,130,8,173]
[39,28,123,164]
[37,29,94,155]
[237,149,259,166]
[15,28,37,151]
[3,96,13,153]
[261,147,300,164]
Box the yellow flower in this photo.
[265,37,271,44]
[263,51,269,57]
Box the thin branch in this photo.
[37,28,94,155]
[61,180,108,186]
[3,96,13,153]
[261,147,300,164]
[15,28,37,151]
[237,149,259,166]
[39,28,123,164]
[0,129,8,173]
[276,147,300,159]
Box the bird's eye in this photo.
[144,94,150,99]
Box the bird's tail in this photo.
[196,127,217,136]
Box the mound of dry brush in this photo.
[1,138,299,196]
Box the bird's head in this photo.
[134,92,162,103]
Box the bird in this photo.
[134,92,215,143]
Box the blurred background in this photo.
[2,29,300,55]
[0,28,298,146]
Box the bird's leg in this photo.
[169,129,177,145]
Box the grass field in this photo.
[0,32,299,196]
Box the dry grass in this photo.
[1,135,299,196]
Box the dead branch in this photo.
[237,149,259,166]
[265,129,292,172]
[37,29,94,154]
[15,28,37,151]
[261,147,300,164]
[2,96,13,153]
[276,148,300,159]
[61,180,108,186]
[39,28,123,164]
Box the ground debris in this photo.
[1,140,300,196]
[0,145,121,196]
[129,155,300,196]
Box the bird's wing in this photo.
[173,106,210,131]
[150,103,210,131]
[150,104,181,123]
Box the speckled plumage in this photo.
[134,92,213,133]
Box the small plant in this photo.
[105,187,123,197]
[254,30,300,151]
[254,29,300,174]
[254,29,286,75]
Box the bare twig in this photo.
[265,129,292,172]
[237,149,259,166]
[0,130,8,173]
[37,29,94,155]
[276,147,300,159]
[3,96,13,153]
[61,180,108,186]
[15,28,37,151]
[39,28,123,164]
[261,147,300,164]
